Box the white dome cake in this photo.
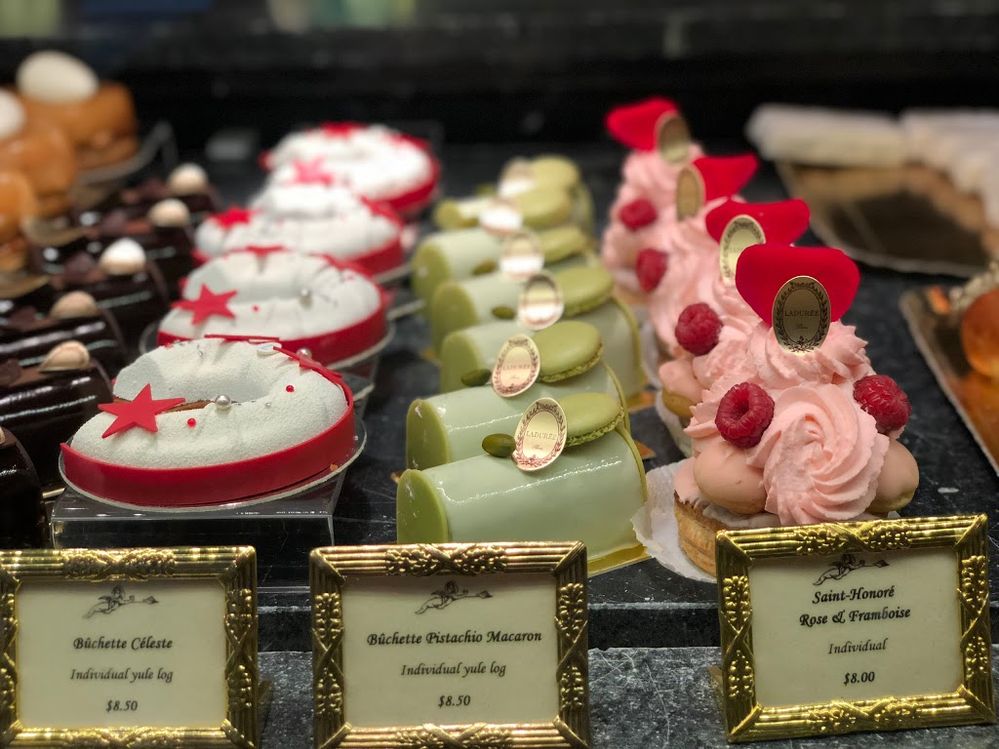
[261,122,439,215]
[195,198,403,277]
[159,249,388,366]
[61,338,357,507]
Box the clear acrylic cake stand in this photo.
[50,423,366,589]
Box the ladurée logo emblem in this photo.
[512,397,567,472]
[720,215,765,283]
[814,553,890,586]
[415,580,493,615]
[500,230,544,281]
[492,334,541,398]
[517,272,564,331]
[675,166,704,221]
[656,112,691,165]
[772,275,831,354]
[84,584,159,619]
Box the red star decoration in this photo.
[99,384,186,439]
[278,347,344,387]
[240,244,286,260]
[291,158,335,187]
[212,206,255,229]
[172,285,238,325]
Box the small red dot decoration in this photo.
[286,385,295,392]
[187,418,197,427]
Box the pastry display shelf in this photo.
[41,144,999,651]
[258,646,999,748]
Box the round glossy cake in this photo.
[262,122,439,215]
[198,189,403,276]
[61,338,356,506]
[159,250,388,366]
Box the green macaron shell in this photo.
[561,392,624,447]
[554,266,615,317]
[538,225,594,264]
[534,320,602,382]
[514,187,573,230]
[529,156,581,191]
[432,198,480,230]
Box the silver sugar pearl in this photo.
[299,288,312,303]
[214,394,232,410]
[296,347,313,359]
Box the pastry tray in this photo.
[900,286,999,474]
[777,161,994,277]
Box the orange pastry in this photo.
[0,170,38,274]
[17,51,137,172]
[0,89,76,217]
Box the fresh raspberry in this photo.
[853,374,911,433]
[618,198,658,230]
[675,303,722,356]
[636,249,668,292]
[716,382,775,448]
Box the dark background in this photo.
[1,0,998,151]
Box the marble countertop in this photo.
[260,647,999,748]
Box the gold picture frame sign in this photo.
[0,546,258,749]
[716,515,994,743]
[310,542,590,749]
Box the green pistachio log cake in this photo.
[397,392,647,568]
[434,267,644,398]
[432,155,594,232]
[407,321,630,469]
[411,224,596,306]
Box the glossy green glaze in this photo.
[406,362,627,469]
[396,426,647,565]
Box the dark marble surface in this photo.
[260,647,999,748]
[227,142,999,652]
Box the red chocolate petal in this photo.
[705,198,810,244]
[605,97,679,151]
[735,243,860,325]
[692,154,758,202]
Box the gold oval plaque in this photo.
[772,275,831,353]
[512,397,567,472]
[656,113,691,165]
[500,230,545,281]
[492,334,541,398]
[517,272,564,331]
[675,166,704,221]
[480,197,523,236]
[720,215,766,283]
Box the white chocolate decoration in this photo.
[99,238,146,276]
[17,50,98,104]
[69,338,349,469]
[51,291,100,319]
[148,198,191,228]
[0,91,26,140]
[39,340,90,372]
[168,163,209,195]
[160,251,382,342]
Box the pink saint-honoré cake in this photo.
[601,97,704,300]
[668,243,919,575]
[260,122,440,217]
[194,166,405,277]
[642,153,759,356]
[60,337,357,507]
[157,248,389,367]
[658,198,812,424]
